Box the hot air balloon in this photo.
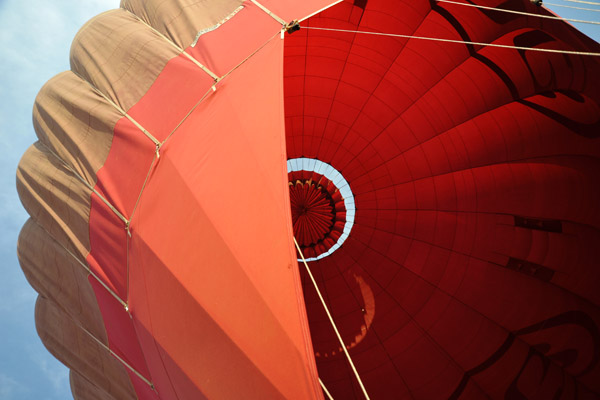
[16,0,600,398]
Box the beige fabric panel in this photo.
[35,297,137,400]
[18,219,107,343]
[17,142,92,258]
[33,71,119,186]
[121,0,243,49]
[21,2,253,398]
[70,371,118,400]
[17,143,137,399]
[70,8,181,111]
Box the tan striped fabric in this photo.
[17,1,254,398]
[121,0,243,51]
[70,371,117,400]
[35,297,136,399]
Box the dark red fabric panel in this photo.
[87,194,128,299]
[75,0,600,398]
[285,0,600,398]
[94,118,156,216]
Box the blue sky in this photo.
[0,1,598,399]
[0,2,118,398]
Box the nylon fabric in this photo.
[35,297,137,399]
[121,0,245,49]
[82,0,324,398]
[258,0,343,24]
[17,0,600,399]
[32,72,119,185]
[18,219,107,346]
[71,9,180,112]
[70,371,117,400]
[17,143,92,259]
[187,1,281,77]
[285,0,600,398]
[18,69,136,399]
[124,36,323,399]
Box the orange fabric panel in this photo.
[124,36,322,399]
[187,1,280,77]
[259,0,342,22]
[284,0,600,398]
[126,55,215,142]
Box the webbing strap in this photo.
[249,0,287,25]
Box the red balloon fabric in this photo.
[286,1,600,399]
[17,0,600,399]
[289,169,347,257]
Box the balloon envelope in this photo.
[17,0,600,399]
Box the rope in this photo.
[81,323,155,389]
[303,26,600,56]
[293,237,371,400]
[125,9,220,81]
[545,1,600,11]
[64,243,128,309]
[40,142,129,227]
[39,142,131,310]
[163,30,280,144]
[33,218,129,310]
[249,0,287,26]
[436,0,600,25]
[320,378,335,400]
[39,287,153,390]
[72,71,162,148]
[125,151,162,304]
[562,0,600,5]
[299,0,344,23]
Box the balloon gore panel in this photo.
[284,0,600,399]
[17,0,600,399]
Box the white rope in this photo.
[299,0,344,23]
[38,142,132,311]
[33,218,129,310]
[436,0,600,25]
[303,26,600,56]
[81,323,155,389]
[73,71,162,149]
[293,237,371,400]
[40,142,129,227]
[545,1,600,11]
[249,0,287,25]
[163,30,280,144]
[562,0,600,5]
[42,293,153,390]
[63,241,128,309]
[319,378,335,400]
